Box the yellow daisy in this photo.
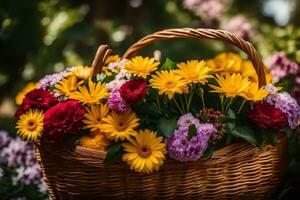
[16,109,44,142]
[100,110,139,142]
[240,82,269,102]
[241,61,272,84]
[70,66,92,80]
[125,56,160,79]
[122,129,166,174]
[209,73,250,97]
[104,55,121,65]
[83,104,109,132]
[207,52,242,73]
[150,70,188,99]
[15,82,40,105]
[176,60,213,84]
[79,131,110,151]
[69,80,109,105]
[55,76,84,96]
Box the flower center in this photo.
[188,74,198,80]
[27,120,37,131]
[138,145,152,158]
[165,81,175,89]
[117,121,126,131]
[227,85,238,94]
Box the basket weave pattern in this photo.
[35,135,287,200]
[35,28,287,200]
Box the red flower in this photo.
[120,80,147,104]
[248,103,288,129]
[15,104,30,118]
[15,89,58,117]
[43,100,85,141]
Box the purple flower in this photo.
[0,130,10,148]
[222,15,255,40]
[183,0,227,22]
[107,88,130,112]
[106,79,126,92]
[267,52,299,83]
[266,92,300,129]
[38,66,75,90]
[177,113,200,128]
[12,164,42,185]
[167,122,217,162]
[264,84,279,94]
[0,130,47,193]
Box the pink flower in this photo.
[107,88,130,112]
[222,15,255,40]
[267,52,299,82]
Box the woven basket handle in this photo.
[123,28,267,86]
[91,45,113,78]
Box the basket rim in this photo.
[36,133,286,164]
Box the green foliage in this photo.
[203,142,214,158]
[157,117,177,138]
[103,143,123,165]
[161,58,177,70]
[187,124,197,140]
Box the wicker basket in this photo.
[35,28,288,200]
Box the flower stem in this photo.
[225,98,234,114]
[179,96,186,113]
[237,99,247,115]
[220,95,225,113]
[199,87,205,109]
[187,85,195,112]
[173,98,184,114]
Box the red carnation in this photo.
[15,89,58,117]
[15,104,31,118]
[43,100,85,141]
[120,79,147,104]
[248,103,288,129]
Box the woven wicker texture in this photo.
[36,28,286,199]
[35,135,287,200]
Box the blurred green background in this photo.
[0,0,299,199]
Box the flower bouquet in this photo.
[15,28,300,199]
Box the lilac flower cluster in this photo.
[105,59,130,92]
[183,0,227,22]
[0,130,47,193]
[167,114,217,162]
[106,59,131,112]
[266,92,300,129]
[222,15,255,40]
[267,52,299,83]
[38,66,75,90]
[107,88,130,112]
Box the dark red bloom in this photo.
[15,104,30,118]
[43,100,86,141]
[248,103,288,129]
[15,89,58,117]
[120,79,147,104]
[23,89,58,109]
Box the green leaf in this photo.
[157,117,177,137]
[161,58,176,70]
[203,142,214,158]
[254,131,264,150]
[229,125,257,146]
[103,143,123,165]
[263,131,278,146]
[226,108,236,120]
[187,124,197,140]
